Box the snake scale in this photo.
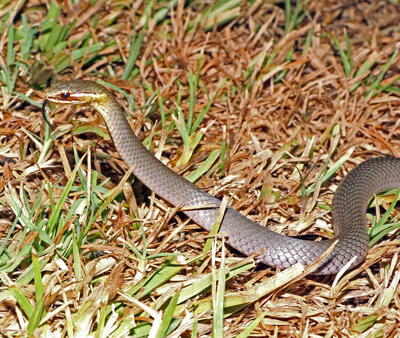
[43,80,400,274]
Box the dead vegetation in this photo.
[1,0,400,337]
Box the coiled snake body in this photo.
[44,80,400,274]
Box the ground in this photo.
[0,0,400,337]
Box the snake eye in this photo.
[61,92,70,99]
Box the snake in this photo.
[43,79,400,275]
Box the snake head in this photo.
[45,80,105,104]
[43,80,115,124]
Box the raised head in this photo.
[45,80,108,104]
[43,80,112,123]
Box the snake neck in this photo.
[91,96,142,169]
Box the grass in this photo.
[1,0,400,337]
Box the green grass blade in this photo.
[8,286,34,318]
[236,312,267,338]
[157,88,167,128]
[27,248,46,336]
[344,29,353,71]
[366,50,398,97]
[72,229,82,292]
[27,301,45,337]
[212,244,226,337]
[155,289,181,338]
[332,34,352,77]
[124,257,182,299]
[186,150,219,183]
[31,248,44,303]
[177,261,253,305]
[122,28,146,80]
[6,19,15,64]
[188,72,196,132]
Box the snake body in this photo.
[45,80,400,274]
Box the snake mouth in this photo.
[42,99,51,125]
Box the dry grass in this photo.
[1,0,400,337]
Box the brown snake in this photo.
[43,80,400,274]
